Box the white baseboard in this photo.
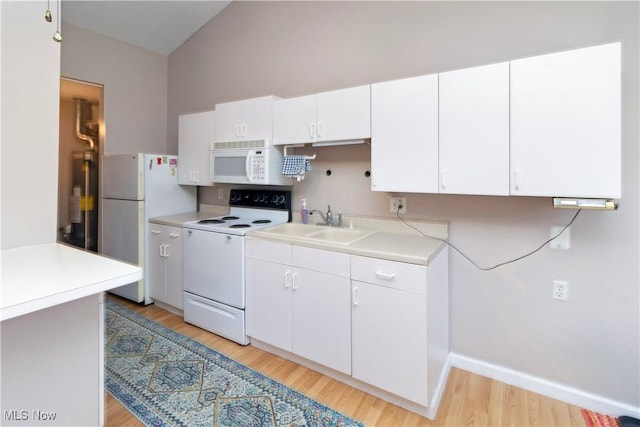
[450,353,640,418]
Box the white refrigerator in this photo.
[101,153,197,304]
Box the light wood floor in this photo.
[105,295,587,426]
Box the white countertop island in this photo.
[1,243,142,320]
[1,243,142,426]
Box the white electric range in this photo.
[182,188,291,345]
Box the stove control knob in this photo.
[277,195,286,204]
[271,195,279,203]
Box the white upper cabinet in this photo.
[371,74,439,193]
[273,85,371,145]
[510,42,621,198]
[178,111,215,186]
[214,96,279,144]
[316,85,371,143]
[273,95,317,145]
[439,62,510,195]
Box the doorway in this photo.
[58,77,103,252]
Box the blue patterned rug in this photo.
[105,300,364,427]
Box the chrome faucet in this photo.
[310,205,334,226]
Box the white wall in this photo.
[60,23,168,155]
[1,1,60,249]
[168,1,639,412]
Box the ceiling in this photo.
[62,1,231,55]
[59,1,230,102]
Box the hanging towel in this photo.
[281,155,312,180]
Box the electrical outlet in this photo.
[552,280,569,301]
[389,197,407,214]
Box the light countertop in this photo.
[1,243,142,321]
[150,210,448,266]
[249,216,449,266]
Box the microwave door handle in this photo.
[245,151,255,183]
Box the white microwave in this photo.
[210,143,289,185]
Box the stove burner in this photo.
[252,219,272,224]
[229,224,251,229]
[222,216,240,220]
[198,219,225,224]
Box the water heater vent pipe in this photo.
[74,98,95,152]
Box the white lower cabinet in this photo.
[148,222,184,309]
[351,251,450,411]
[246,237,450,418]
[246,256,293,351]
[246,239,351,374]
[351,256,429,406]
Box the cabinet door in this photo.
[242,96,277,141]
[316,85,371,142]
[351,280,428,406]
[273,95,317,145]
[371,74,439,193]
[214,100,242,142]
[178,111,215,186]
[511,42,621,198]
[245,257,292,352]
[292,269,351,375]
[147,224,166,302]
[439,62,510,195]
[165,227,184,309]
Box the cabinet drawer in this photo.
[292,245,350,278]
[246,238,291,264]
[351,255,426,294]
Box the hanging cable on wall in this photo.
[396,207,582,271]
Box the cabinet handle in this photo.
[441,169,446,189]
[292,272,298,290]
[514,168,520,191]
[317,121,323,138]
[168,233,179,239]
[235,124,240,138]
[352,286,359,306]
[284,271,291,289]
[310,123,316,138]
[151,229,161,235]
[375,270,396,280]
[372,170,377,188]
[241,124,247,138]
[164,244,170,258]
[159,244,164,257]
